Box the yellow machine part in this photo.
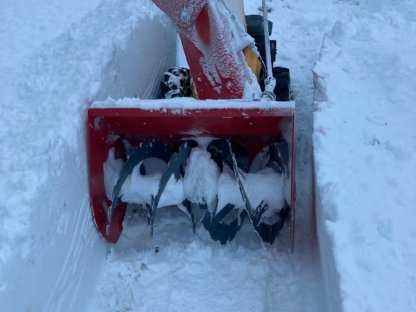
[244,48,262,79]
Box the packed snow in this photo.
[1,0,415,311]
[104,143,287,216]
[183,148,220,208]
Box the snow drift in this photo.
[0,0,175,310]
[313,1,416,311]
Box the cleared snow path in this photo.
[87,1,339,311]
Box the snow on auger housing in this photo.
[87,0,295,250]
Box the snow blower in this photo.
[87,0,296,250]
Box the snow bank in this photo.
[313,1,416,311]
[0,0,175,310]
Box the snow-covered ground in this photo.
[1,0,415,311]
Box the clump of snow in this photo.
[217,166,286,218]
[158,176,186,208]
[183,148,220,208]
[119,161,185,209]
[217,169,243,210]
[121,169,162,206]
[245,167,286,218]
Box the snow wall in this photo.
[313,171,342,312]
[312,2,416,310]
[0,1,176,311]
[312,36,342,311]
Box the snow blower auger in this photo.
[87,0,296,250]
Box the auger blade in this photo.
[107,139,171,235]
[87,102,295,247]
[149,140,197,236]
[227,139,289,244]
[201,203,247,244]
[196,139,250,244]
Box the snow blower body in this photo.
[87,0,296,250]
